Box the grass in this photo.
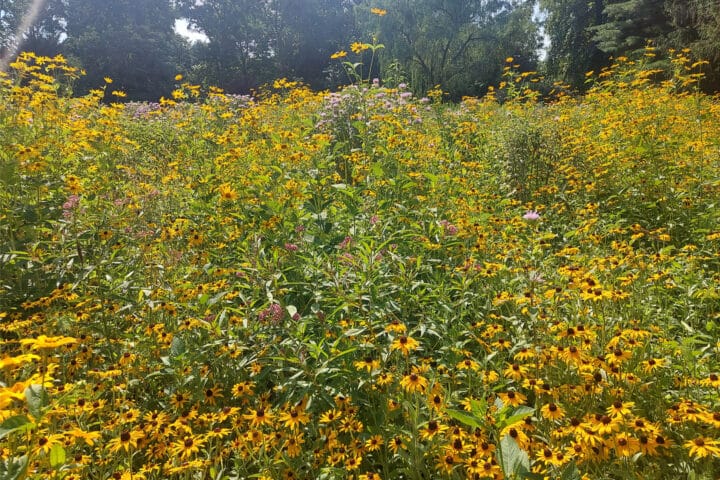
[0,49,718,480]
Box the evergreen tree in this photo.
[666,0,720,90]
[590,0,672,57]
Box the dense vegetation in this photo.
[2,1,720,99]
[0,49,718,479]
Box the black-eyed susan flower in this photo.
[243,407,273,428]
[279,404,310,430]
[419,419,446,440]
[497,390,526,407]
[218,183,238,202]
[685,437,720,459]
[232,381,255,398]
[171,435,205,460]
[540,402,565,421]
[319,409,342,424]
[354,356,380,372]
[613,432,640,457]
[203,385,223,406]
[390,335,419,355]
[107,429,144,453]
[606,400,634,418]
[365,434,383,452]
[400,372,428,393]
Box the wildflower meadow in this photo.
[0,50,719,480]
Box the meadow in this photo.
[0,50,719,480]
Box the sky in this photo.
[174,18,208,43]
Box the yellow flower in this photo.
[330,51,347,59]
[284,433,304,457]
[365,435,383,452]
[419,419,447,440]
[171,435,205,460]
[20,335,76,351]
[497,390,526,407]
[354,356,380,372]
[359,473,382,480]
[244,407,273,427]
[107,429,144,453]
[370,8,387,16]
[540,402,565,421]
[174,74,183,81]
[279,403,310,430]
[399,372,428,393]
[104,77,113,83]
[685,437,720,459]
[232,381,255,397]
[390,335,419,355]
[33,434,64,456]
[351,42,370,54]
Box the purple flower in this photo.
[338,235,353,249]
[523,210,541,221]
[63,195,80,211]
[259,303,283,324]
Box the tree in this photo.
[0,0,65,65]
[540,0,608,90]
[361,0,540,99]
[63,0,182,101]
[174,0,276,92]
[589,0,673,57]
[269,0,355,89]
[666,0,720,91]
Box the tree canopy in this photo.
[2,0,720,99]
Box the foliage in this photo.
[590,0,673,57]
[360,0,540,100]
[62,0,182,101]
[0,51,719,480]
[540,0,608,91]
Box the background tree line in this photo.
[1,0,719,101]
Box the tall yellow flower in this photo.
[400,372,428,393]
[685,437,720,459]
[218,183,238,202]
[390,335,419,356]
[107,429,144,453]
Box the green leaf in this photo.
[445,409,483,429]
[49,444,65,468]
[499,434,530,478]
[170,336,186,357]
[25,385,49,420]
[560,461,581,480]
[0,455,29,480]
[500,406,535,430]
[0,416,32,440]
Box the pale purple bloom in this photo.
[523,210,541,221]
